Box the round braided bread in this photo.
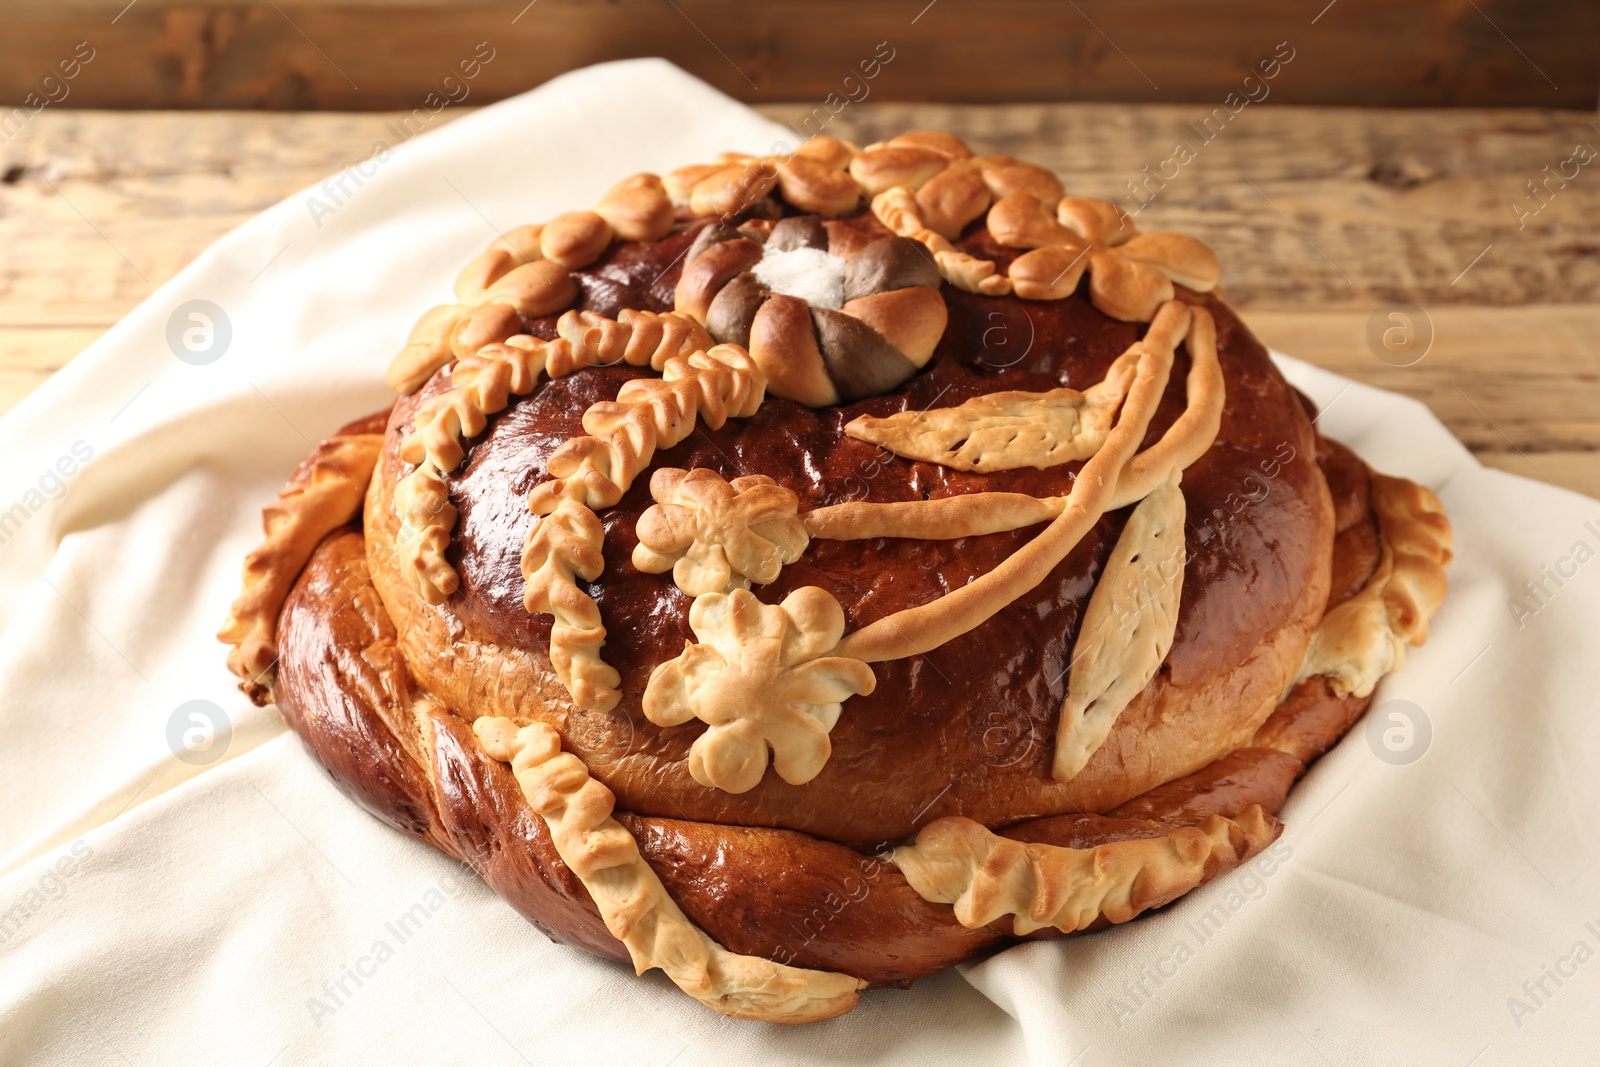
[271,425,1388,987]
[222,131,1453,1025]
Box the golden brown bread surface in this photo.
[217,132,1459,1023]
[275,526,628,966]
[354,215,1333,848]
[270,421,1382,986]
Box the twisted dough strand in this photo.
[520,496,620,714]
[529,344,767,515]
[522,344,769,712]
[218,433,382,702]
[393,310,712,605]
[392,462,458,605]
[474,716,863,1023]
[834,303,1189,663]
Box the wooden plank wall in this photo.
[1,0,1595,111]
[4,104,1597,495]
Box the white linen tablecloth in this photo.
[1,60,1596,1066]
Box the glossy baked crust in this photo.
[274,425,1380,987]
[367,247,1327,848]
[221,132,1453,1022]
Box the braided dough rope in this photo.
[386,173,676,396]
[890,804,1278,936]
[218,432,382,702]
[522,344,769,713]
[473,716,864,1023]
[393,309,712,604]
[1291,472,1453,697]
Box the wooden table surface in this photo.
[2,104,1597,497]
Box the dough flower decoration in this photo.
[632,467,810,597]
[675,214,947,406]
[616,131,1223,327]
[991,193,1221,322]
[643,587,877,794]
[854,130,1066,297]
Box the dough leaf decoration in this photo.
[843,348,1138,472]
[1053,474,1187,782]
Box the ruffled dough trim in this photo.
[1292,472,1453,698]
[393,309,711,605]
[217,433,382,704]
[891,806,1278,936]
[473,717,864,1023]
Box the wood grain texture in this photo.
[0,104,1595,497]
[0,0,1595,110]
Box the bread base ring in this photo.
[269,414,1394,991]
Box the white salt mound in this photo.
[751,245,848,311]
